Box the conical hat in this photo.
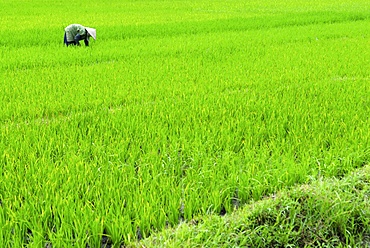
[85,27,96,40]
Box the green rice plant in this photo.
[0,0,370,245]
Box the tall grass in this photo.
[0,0,369,246]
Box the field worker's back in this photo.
[65,24,87,42]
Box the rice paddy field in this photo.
[1,0,370,246]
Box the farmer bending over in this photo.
[64,24,96,46]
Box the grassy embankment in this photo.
[137,165,370,247]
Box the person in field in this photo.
[64,24,96,46]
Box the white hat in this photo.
[85,27,96,40]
